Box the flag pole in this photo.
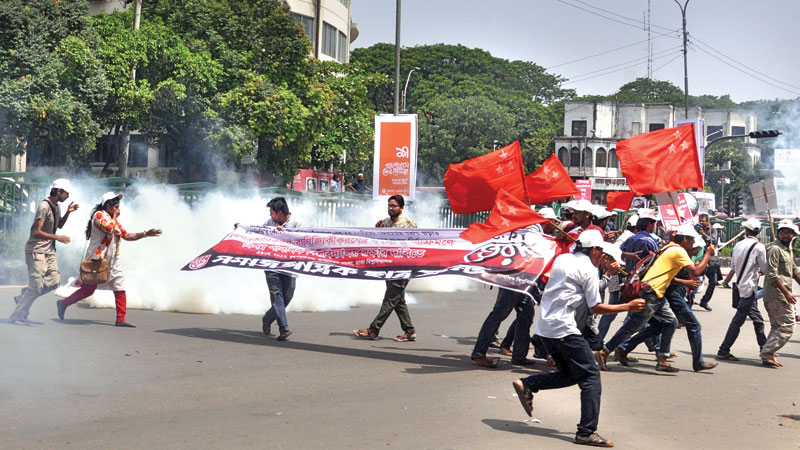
[762,184,776,242]
[719,229,746,249]
[551,221,578,243]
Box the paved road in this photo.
[1,283,798,449]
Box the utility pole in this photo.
[675,0,689,119]
[118,0,142,179]
[393,0,401,115]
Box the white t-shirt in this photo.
[535,252,601,339]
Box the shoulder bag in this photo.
[732,241,758,309]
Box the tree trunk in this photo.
[118,126,130,179]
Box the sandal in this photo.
[575,432,614,447]
[512,380,533,417]
[354,328,378,340]
[594,351,610,371]
[395,332,416,342]
[761,359,782,368]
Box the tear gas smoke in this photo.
[51,183,476,316]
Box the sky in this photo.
[349,0,800,103]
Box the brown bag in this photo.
[79,231,114,285]
[80,258,110,285]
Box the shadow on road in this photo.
[156,327,497,375]
[481,418,574,444]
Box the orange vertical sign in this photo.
[373,114,418,200]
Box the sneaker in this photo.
[715,353,739,361]
[277,330,293,341]
[395,332,416,342]
[56,300,66,321]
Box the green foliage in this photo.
[704,140,762,212]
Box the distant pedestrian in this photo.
[717,218,767,361]
[57,192,161,327]
[329,174,341,193]
[354,195,417,342]
[10,179,78,324]
[261,197,303,341]
[346,173,370,194]
[760,219,800,368]
[511,230,645,448]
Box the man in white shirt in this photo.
[511,230,645,448]
[717,218,768,361]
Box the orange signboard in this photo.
[373,114,418,200]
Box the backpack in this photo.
[619,244,675,302]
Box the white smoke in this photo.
[52,183,476,316]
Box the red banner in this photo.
[183,226,560,298]
[575,179,592,201]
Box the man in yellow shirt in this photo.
[596,224,715,372]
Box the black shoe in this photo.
[655,363,679,373]
[56,300,66,321]
[715,353,739,361]
[262,322,272,336]
[115,321,136,328]
[511,358,536,366]
[277,330,293,341]
[699,303,712,311]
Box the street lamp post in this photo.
[674,0,690,119]
[401,66,421,113]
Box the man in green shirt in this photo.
[761,219,800,368]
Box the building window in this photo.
[338,30,347,63]
[291,13,315,51]
[322,22,346,63]
[596,148,607,168]
[558,147,569,167]
[583,147,593,169]
[92,136,115,163]
[571,120,587,137]
[732,126,745,136]
[338,0,349,6]
[570,147,580,167]
[707,125,723,139]
[129,135,148,168]
[649,123,665,131]
[609,149,619,169]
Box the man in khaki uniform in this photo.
[761,219,800,367]
[10,179,78,324]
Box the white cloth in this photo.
[614,229,634,245]
[535,252,601,338]
[732,236,767,298]
[83,218,125,291]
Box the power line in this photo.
[691,43,800,96]
[652,52,683,74]
[552,0,681,40]
[568,0,677,33]
[546,34,672,70]
[563,49,683,85]
[563,46,682,82]
[690,35,800,93]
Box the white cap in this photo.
[693,236,706,249]
[712,223,724,229]
[600,242,624,264]
[51,178,72,193]
[577,229,604,248]
[564,200,578,211]
[592,205,613,219]
[675,223,701,239]
[742,218,762,231]
[100,191,124,204]
[538,207,557,220]
[777,219,800,235]
[357,173,364,177]
[627,214,640,227]
[570,199,595,213]
[637,208,657,221]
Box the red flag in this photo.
[525,154,580,204]
[460,189,549,244]
[444,141,527,214]
[606,191,635,211]
[617,123,702,195]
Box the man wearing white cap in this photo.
[598,214,640,340]
[717,218,767,361]
[10,179,79,324]
[511,230,645,448]
[529,206,558,235]
[598,224,715,372]
[760,219,800,367]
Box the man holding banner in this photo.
[354,195,419,342]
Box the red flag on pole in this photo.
[605,191,635,211]
[616,123,702,195]
[444,141,528,214]
[460,189,549,244]
[524,154,580,204]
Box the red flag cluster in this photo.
[460,189,549,244]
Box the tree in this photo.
[0,0,109,165]
[704,140,762,213]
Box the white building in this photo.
[554,100,760,204]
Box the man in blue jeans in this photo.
[596,224,715,372]
[261,197,303,341]
[717,218,768,360]
[511,231,645,447]
[471,288,535,368]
